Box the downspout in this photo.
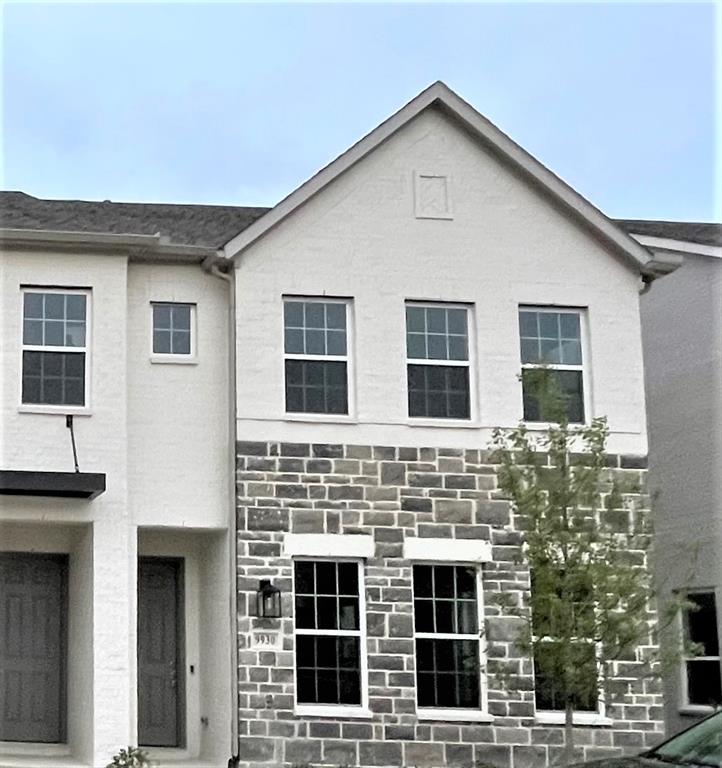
[202,253,240,767]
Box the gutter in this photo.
[201,253,240,767]
[0,227,220,263]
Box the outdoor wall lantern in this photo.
[256,579,282,618]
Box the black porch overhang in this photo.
[0,470,106,500]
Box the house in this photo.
[0,200,265,766]
[633,220,722,736]
[0,82,680,768]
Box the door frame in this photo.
[137,555,186,748]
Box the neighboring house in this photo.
[0,202,265,767]
[0,82,684,768]
[633,221,722,736]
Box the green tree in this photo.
[490,369,679,766]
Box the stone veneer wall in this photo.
[235,440,663,768]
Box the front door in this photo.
[0,552,67,743]
[137,557,184,747]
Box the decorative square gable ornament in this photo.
[414,171,453,219]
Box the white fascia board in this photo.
[629,234,722,260]
[283,533,375,559]
[0,227,222,263]
[223,81,653,276]
[403,537,492,564]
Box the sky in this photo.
[1,2,719,221]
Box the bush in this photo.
[106,746,150,768]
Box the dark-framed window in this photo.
[284,299,349,415]
[519,307,585,424]
[682,591,722,707]
[152,303,194,356]
[406,303,471,419]
[413,564,482,710]
[293,559,365,708]
[21,290,89,407]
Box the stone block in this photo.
[308,721,340,738]
[241,737,276,762]
[381,461,407,485]
[404,741,445,766]
[513,745,548,768]
[324,740,358,765]
[284,738,322,763]
[359,741,403,766]
[237,441,269,456]
[247,507,289,531]
[312,443,344,458]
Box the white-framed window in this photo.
[518,307,587,424]
[151,302,195,359]
[412,563,487,719]
[292,558,368,715]
[530,570,604,719]
[283,297,351,416]
[681,590,722,709]
[406,302,472,420]
[21,288,90,407]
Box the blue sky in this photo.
[2,2,719,221]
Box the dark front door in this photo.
[0,552,67,743]
[137,557,184,747]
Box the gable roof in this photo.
[222,81,663,276]
[615,219,721,248]
[0,191,269,249]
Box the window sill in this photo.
[17,405,91,417]
[416,708,493,723]
[150,355,198,365]
[294,705,373,719]
[521,420,589,430]
[284,413,358,424]
[407,418,480,429]
[535,711,612,726]
[679,705,717,717]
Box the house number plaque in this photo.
[250,630,282,651]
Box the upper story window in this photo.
[152,303,194,357]
[519,307,586,424]
[283,298,350,416]
[413,564,482,711]
[21,289,89,407]
[293,559,365,709]
[682,591,722,708]
[406,303,471,420]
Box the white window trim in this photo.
[410,561,489,721]
[149,301,197,364]
[678,588,722,712]
[282,296,355,419]
[405,301,477,424]
[291,556,369,717]
[18,287,92,414]
[284,534,374,559]
[404,537,491,564]
[518,305,591,426]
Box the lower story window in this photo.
[293,559,364,707]
[682,591,722,707]
[413,564,482,709]
[533,641,599,712]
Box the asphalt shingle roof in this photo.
[0,191,270,248]
[615,219,722,247]
[2,192,719,250]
